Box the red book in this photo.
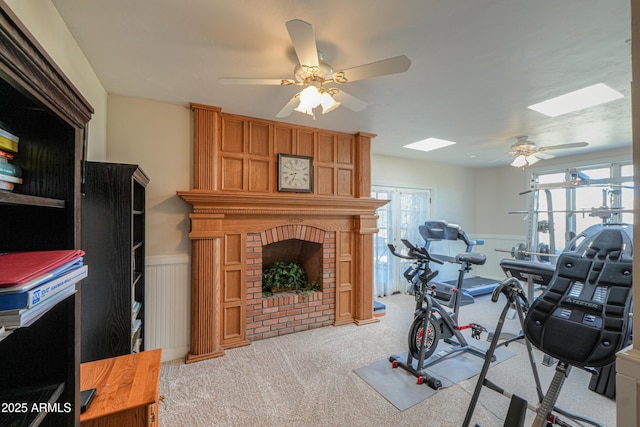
[0,250,85,287]
[0,149,14,161]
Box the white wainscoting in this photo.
[141,238,525,363]
[145,254,190,362]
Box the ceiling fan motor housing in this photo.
[513,136,536,152]
[294,60,334,83]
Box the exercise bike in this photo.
[387,238,491,390]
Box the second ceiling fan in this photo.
[509,136,588,167]
[218,19,411,119]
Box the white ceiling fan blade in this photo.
[285,19,319,68]
[218,78,290,85]
[540,141,589,151]
[340,55,411,82]
[535,152,555,160]
[275,95,299,118]
[332,90,368,112]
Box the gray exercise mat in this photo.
[354,342,514,411]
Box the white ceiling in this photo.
[50,0,632,168]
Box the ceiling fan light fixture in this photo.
[294,86,341,117]
[294,104,314,116]
[320,91,340,114]
[298,85,321,106]
[294,86,321,116]
[525,154,540,165]
[510,153,540,168]
[511,155,527,168]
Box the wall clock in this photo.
[278,153,313,192]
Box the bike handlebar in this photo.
[387,243,416,260]
[387,240,444,265]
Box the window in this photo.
[530,162,633,260]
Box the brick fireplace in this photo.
[178,104,386,364]
[246,224,334,341]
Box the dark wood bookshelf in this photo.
[0,1,93,425]
[81,161,149,362]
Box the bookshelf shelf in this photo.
[0,2,94,425]
[0,192,65,208]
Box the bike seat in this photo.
[456,252,486,266]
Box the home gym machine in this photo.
[501,169,634,269]
[387,234,491,390]
[464,225,633,427]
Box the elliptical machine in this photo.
[387,235,491,390]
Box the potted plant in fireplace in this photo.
[262,261,319,296]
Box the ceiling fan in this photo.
[218,19,411,119]
[509,136,588,167]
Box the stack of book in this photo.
[0,250,87,330]
[0,125,21,192]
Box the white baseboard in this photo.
[156,345,191,363]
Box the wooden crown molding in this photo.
[0,2,94,127]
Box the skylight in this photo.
[403,138,456,152]
[528,83,624,117]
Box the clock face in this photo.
[278,154,313,192]
[282,158,309,187]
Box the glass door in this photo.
[372,186,431,296]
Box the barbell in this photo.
[494,242,558,261]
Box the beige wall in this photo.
[371,153,479,232]
[474,166,530,236]
[6,0,108,161]
[106,95,193,256]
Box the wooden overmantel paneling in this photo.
[178,104,387,364]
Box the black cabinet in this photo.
[0,2,93,425]
[81,161,150,362]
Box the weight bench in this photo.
[464,226,633,426]
[500,259,555,304]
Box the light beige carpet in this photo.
[158,293,617,427]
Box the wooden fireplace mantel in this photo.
[177,191,387,217]
[179,104,386,364]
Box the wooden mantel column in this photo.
[353,214,380,325]
[185,213,225,364]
